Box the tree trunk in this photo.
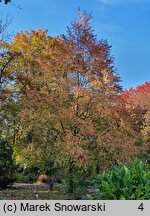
[68,160,74,193]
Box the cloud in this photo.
[97,23,122,31]
[98,0,149,4]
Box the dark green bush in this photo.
[0,140,15,189]
[14,172,36,183]
[95,159,150,200]
[15,165,39,183]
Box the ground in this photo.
[0,183,76,200]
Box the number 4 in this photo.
[138,203,144,211]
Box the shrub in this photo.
[15,172,36,183]
[0,140,15,189]
[0,195,5,200]
[37,175,48,183]
[94,159,150,200]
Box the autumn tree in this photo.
[120,82,150,162]
[5,30,67,169]
[1,11,143,192]
[120,82,150,138]
[61,10,140,177]
[2,30,77,190]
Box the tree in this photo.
[0,140,15,189]
[0,13,16,163]
[120,82,150,140]
[62,10,121,95]
[61,10,139,176]
[3,30,72,190]
[120,82,150,162]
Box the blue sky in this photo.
[0,0,150,90]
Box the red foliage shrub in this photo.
[37,175,48,183]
